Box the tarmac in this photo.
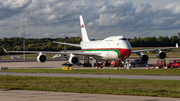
[0,72,180,80]
[0,89,180,101]
[0,58,179,69]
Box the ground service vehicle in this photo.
[110,61,120,67]
[156,60,166,68]
[131,58,148,67]
[167,59,180,68]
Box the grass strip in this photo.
[1,69,180,76]
[0,75,180,98]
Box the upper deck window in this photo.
[119,38,127,40]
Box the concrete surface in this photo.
[0,72,180,80]
[1,58,180,69]
[0,89,180,101]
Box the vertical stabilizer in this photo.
[79,15,90,41]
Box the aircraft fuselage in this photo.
[81,36,131,60]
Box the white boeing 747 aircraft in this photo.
[3,15,178,67]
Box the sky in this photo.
[0,0,180,39]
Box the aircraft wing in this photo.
[53,41,81,47]
[3,47,102,57]
[131,43,179,54]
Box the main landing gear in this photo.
[82,57,128,68]
[105,61,111,67]
[83,56,92,67]
[93,60,111,68]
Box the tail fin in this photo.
[79,15,89,42]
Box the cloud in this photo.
[60,33,80,37]
[18,31,31,37]
[164,2,180,14]
[86,1,180,36]
[43,33,54,38]
[1,0,180,38]
[0,0,32,19]
[17,31,23,36]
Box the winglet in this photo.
[3,47,7,52]
[176,43,179,48]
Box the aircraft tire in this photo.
[88,63,92,67]
[94,63,96,67]
[83,63,88,67]
[105,63,107,67]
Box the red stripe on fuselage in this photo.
[117,49,131,59]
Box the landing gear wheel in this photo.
[88,63,92,67]
[105,63,107,67]
[94,63,96,67]
[83,63,88,67]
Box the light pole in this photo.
[22,25,26,61]
[63,34,66,52]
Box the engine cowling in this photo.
[139,54,149,62]
[37,53,46,63]
[68,54,79,64]
[156,51,166,59]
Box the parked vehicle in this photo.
[94,63,103,68]
[167,59,180,68]
[131,58,148,67]
[110,61,120,67]
[156,60,166,68]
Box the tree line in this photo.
[0,35,179,55]
[128,35,179,47]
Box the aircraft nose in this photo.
[120,40,131,49]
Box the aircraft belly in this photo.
[103,51,118,60]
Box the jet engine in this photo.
[156,51,166,59]
[68,54,79,64]
[138,53,149,62]
[37,52,46,63]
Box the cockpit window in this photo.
[119,38,126,40]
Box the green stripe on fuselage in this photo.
[83,49,120,58]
